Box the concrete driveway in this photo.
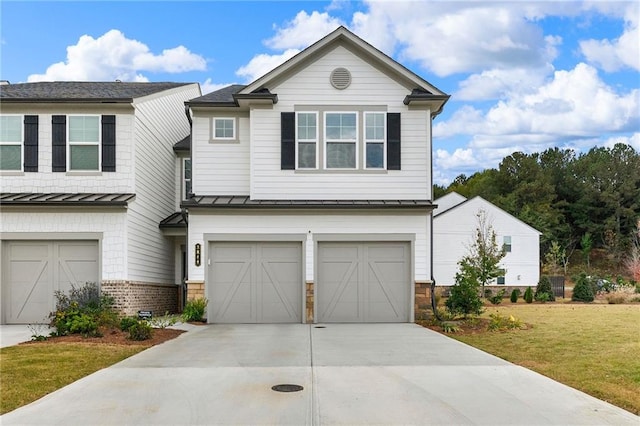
[1,324,637,425]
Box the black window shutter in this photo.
[281,112,295,170]
[23,115,39,172]
[52,115,66,172]
[102,115,116,172]
[387,112,401,170]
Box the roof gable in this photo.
[434,196,542,235]
[434,192,467,216]
[240,26,448,110]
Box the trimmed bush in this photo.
[445,271,484,318]
[510,289,520,303]
[50,282,114,337]
[182,298,208,322]
[523,286,534,303]
[128,321,153,341]
[488,289,505,305]
[535,276,555,302]
[572,273,595,302]
[119,317,139,332]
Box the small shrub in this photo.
[523,287,534,303]
[488,312,524,331]
[535,276,555,302]
[149,313,179,329]
[50,282,116,336]
[128,321,153,341]
[68,313,100,337]
[572,273,595,302]
[120,317,139,332]
[445,271,483,318]
[182,298,208,322]
[484,289,493,299]
[488,289,505,305]
[28,323,49,341]
[606,294,627,304]
[441,322,460,333]
[510,289,520,303]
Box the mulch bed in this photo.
[22,327,186,347]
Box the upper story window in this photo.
[503,236,512,253]
[296,112,318,169]
[182,158,192,200]
[0,115,23,171]
[68,115,100,171]
[364,112,385,169]
[325,112,357,169]
[213,117,235,140]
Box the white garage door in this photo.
[208,242,302,323]
[317,242,411,323]
[2,241,99,324]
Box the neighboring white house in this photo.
[433,192,541,287]
[0,81,201,324]
[183,26,449,323]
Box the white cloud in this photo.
[454,65,554,101]
[199,78,237,96]
[603,133,640,151]
[580,18,639,72]
[235,49,300,83]
[265,11,343,50]
[27,29,206,82]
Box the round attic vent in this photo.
[330,67,351,90]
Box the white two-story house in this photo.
[183,27,449,323]
[0,81,201,324]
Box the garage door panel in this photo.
[3,241,98,324]
[209,242,302,323]
[318,242,410,323]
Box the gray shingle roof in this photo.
[189,84,246,104]
[0,193,135,206]
[0,82,192,102]
[173,135,190,152]
[182,195,434,209]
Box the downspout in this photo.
[430,113,442,321]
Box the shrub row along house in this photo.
[0,27,539,325]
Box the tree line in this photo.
[435,143,640,269]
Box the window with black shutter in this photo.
[23,115,39,172]
[51,115,66,172]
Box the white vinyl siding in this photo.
[192,114,250,195]
[0,115,23,171]
[249,45,431,200]
[296,112,318,169]
[126,84,200,284]
[188,211,429,283]
[68,115,100,171]
[433,197,540,286]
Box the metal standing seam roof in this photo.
[0,82,193,102]
[181,195,434,209]
[0,193,135,206]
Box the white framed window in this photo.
[364,112,386,169]
[503,236,512,253]
[213,117,235,140]
[296,112,318,169]
[324,111,357,169]
[0,115,23,171]
[68,115,100,171]
[182,158,192,200]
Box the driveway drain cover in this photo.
[272,384,304,392]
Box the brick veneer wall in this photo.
[102,281,179,317]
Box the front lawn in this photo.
[433,304,640,415]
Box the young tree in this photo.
[461,209,506,296]
[581,232,593,269]
[625,222,640,282]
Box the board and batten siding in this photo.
[125,84,200,284]
[0,106,135,193]
[433,198,540,286]
[187,211,430,283]
[0,210,127,279]
[191,115,250,195]
[248,45,431,200]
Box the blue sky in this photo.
[2,1,638,184]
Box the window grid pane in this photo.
[0,145,21,170]
[326,113,356,141]
[0,116,22,143]
[326,142,356,168]
[366,142,384,168]
[298,142,316,168]
[69,116,99,143]
[70,145,99,170]
[297,113,316,141]
[365,113,384,141]
[215,119,234,138]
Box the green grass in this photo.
[451,304,640,415]
[0,343,145,415]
